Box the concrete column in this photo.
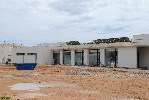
[71,50,75,66]
[50,50,53,64]
[100,48,105,66]
[84,49,89,66]
[60,50,63,65]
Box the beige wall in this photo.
[118,47,137,68]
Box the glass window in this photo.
[105,49,118,66]
[27,53,37,55]
[75,50,84,66]
[16,53,25,55]
[53,51,60,65]
[89,50,100,66]
[63,50,71,65]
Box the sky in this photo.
[0,0,149,46]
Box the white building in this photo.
[0,43,26,64]
[11,34,149,68]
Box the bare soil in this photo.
[0,65,149,100]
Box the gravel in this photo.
[65,66,149,78]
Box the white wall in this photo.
[37,47,52,64]
[118,47,137,68]
[138,47,149,67]
[11,46,52,64]
[11,47,38,63]
[0,45,12,63]
[133,34,149,45]
[47,42,134,50]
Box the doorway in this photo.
[53,51,60,65]
[89,49,100,66]
[75,50,84,66]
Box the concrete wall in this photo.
[24,55,36,63]
[37,47,52,64]
[133,34,149,45]
[138,47,149,67]
[0,45,12,63]
[11,47,38,63]
[11,46,51,64]
[48,42,134,50]
[118,47,137,68]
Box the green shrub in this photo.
[0,96,11,100]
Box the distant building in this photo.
[0,43,26,64]
[11,34,149,68]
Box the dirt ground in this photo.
[0,65,149,100]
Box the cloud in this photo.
[0,0,149,45]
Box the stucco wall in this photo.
[11,47,38,63]
[138,47,149,67]
[37,47,52,64]
[11,46,52,64]
[133,34,149,45]
[118,47,137,68]
[0,45,12,63]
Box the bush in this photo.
[0,96,11,100]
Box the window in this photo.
[105,49,118,66]
[16,53,25,55]
[89,49,100,66]
[27,53,37,55]
[63,50,71,65]
[53,51,60,65]
[75,50,84,65]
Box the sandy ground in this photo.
[0,65,149,100]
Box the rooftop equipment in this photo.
[101,39,109,43]
[119,37,131,42]
[66,41,80,45]
[91,36,131,44]
[93,40,99,44]
[109,38,119,43]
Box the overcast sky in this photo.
[0,0,149,45]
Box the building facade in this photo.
[0,43,26,64]
[11,34,149,68]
